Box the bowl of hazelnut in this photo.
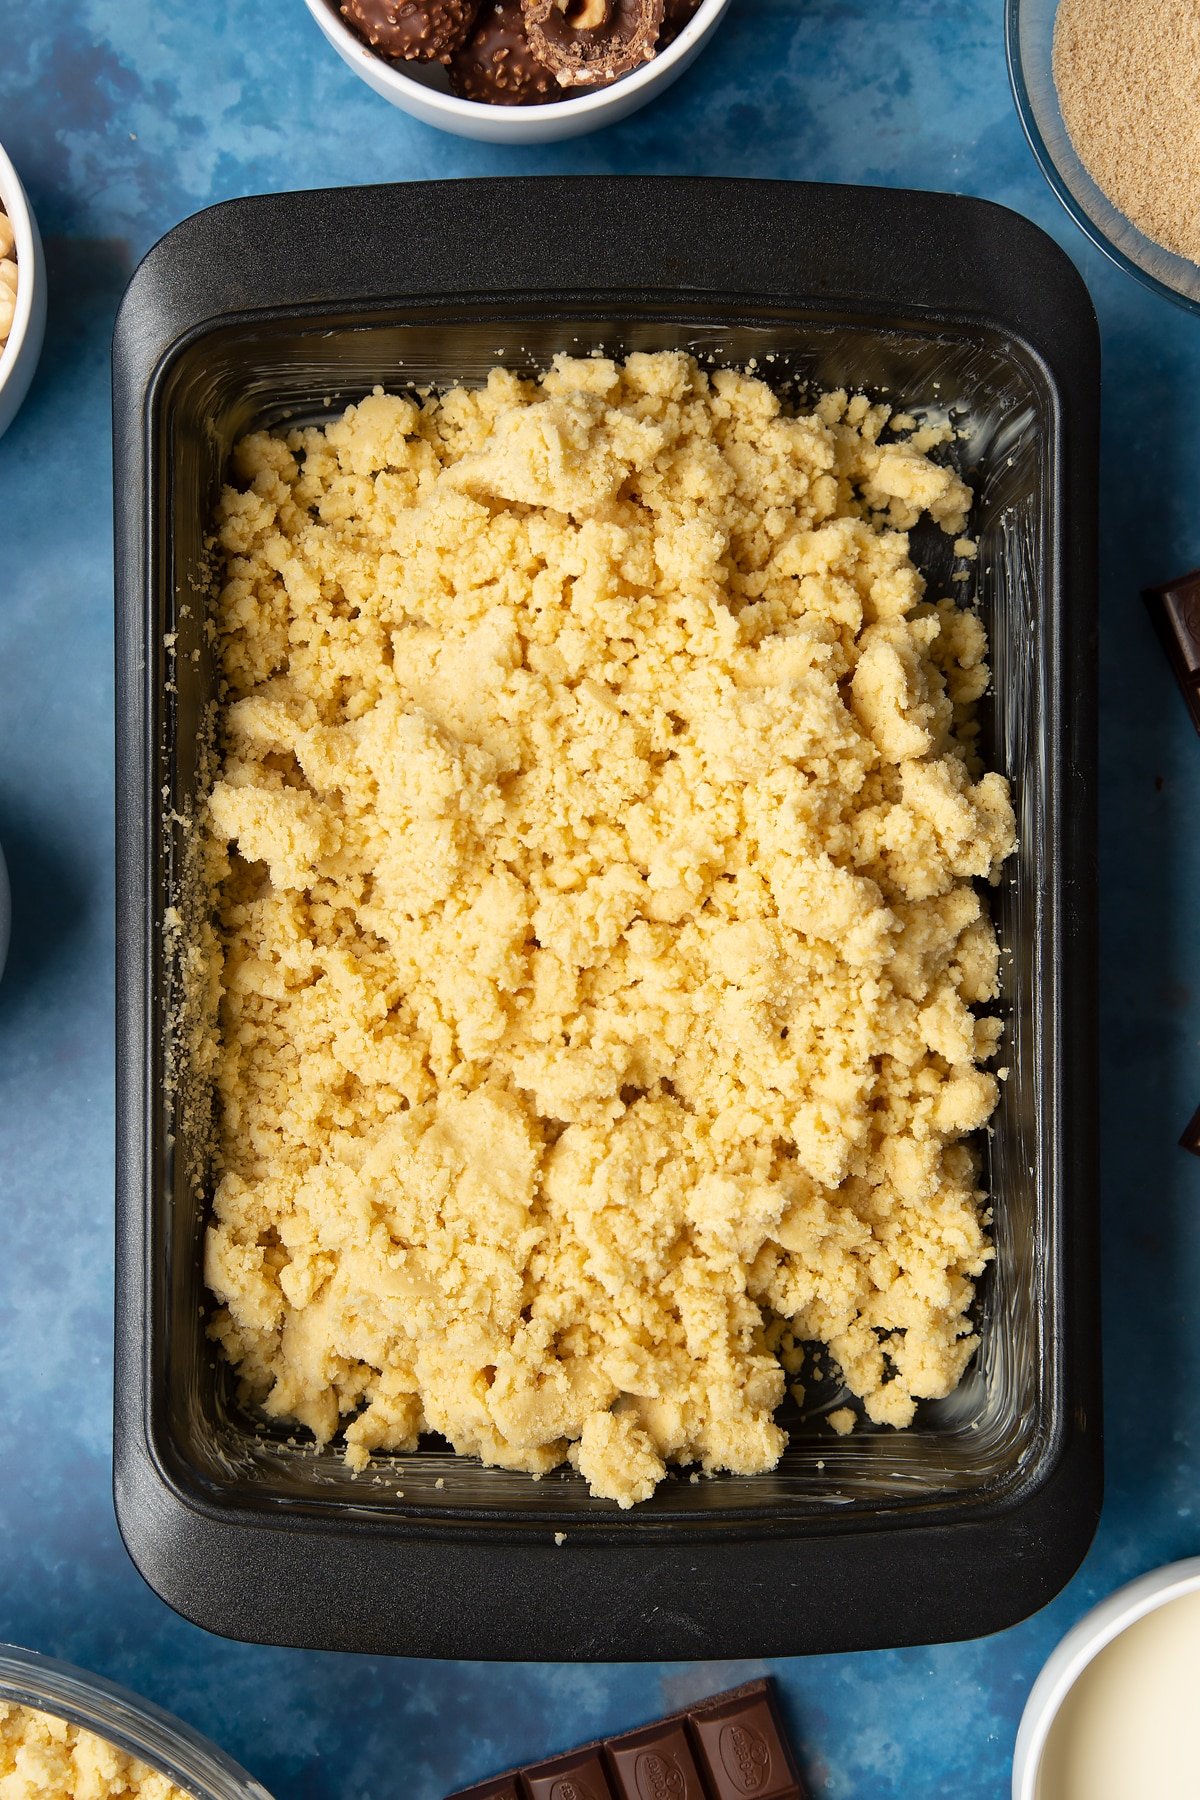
[302,0,731,141]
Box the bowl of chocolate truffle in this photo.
[1006,0,1200,313]
[302,0,730,141]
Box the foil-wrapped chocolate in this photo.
[522,0,665,87]
[339,0,483,61]
[450,0,559,101]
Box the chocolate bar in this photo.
[449,0,559,102]
[1181,1101,1200,1159]
[1143,569,1200,736]
[1143,574,1200,1157]
[444,1679,808,1800]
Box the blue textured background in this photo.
[1,2,1199,1795]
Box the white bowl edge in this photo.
[0,139,47,439]
[1012,1557,1200,1800]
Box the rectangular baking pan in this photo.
[113,176,1101,1659]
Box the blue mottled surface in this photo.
[1,2,1199,1796]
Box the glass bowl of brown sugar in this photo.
[1006,0,1200,315]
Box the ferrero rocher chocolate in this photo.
[339,0,482,61]
[522,0,664,85]
[450,0,559,101]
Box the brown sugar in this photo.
[1053,0,1200,266]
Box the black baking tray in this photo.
[113,176,1101,1659]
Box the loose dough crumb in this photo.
[199,352,1014,1508]
[0,1705,190,1800]
[827,1407,857,1437]
[0,206,16,347]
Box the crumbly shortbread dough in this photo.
[0,1704,190,1800]
[201,352,1014,1507]
[0,207,17,346]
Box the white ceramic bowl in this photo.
[1013,1558,1200,1799]
[0,140,46,439]
[302,0,731,142]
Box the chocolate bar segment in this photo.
[605,1720,709,1799]
[1181,1100,1200,1158]
[444,1680,807,1800]
[522,1748,616,1800]
[687,1690,803,1800]
[1143,569,1200,736]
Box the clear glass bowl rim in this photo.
[1004,0,1200,317]
[0,1645,274,1800]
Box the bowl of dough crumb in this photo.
[1006,0,1200,313]
[0,139,47,439]
[0,1644,274,1800]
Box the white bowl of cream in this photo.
[1013,1558,1200,1800]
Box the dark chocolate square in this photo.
[605,1720,709,1800]
[1144,570,1200,735]
[1181,1100,1200,1158]
[522,1748,617,1800]
[1160,576,1200,680]
[687,1692,804,1800]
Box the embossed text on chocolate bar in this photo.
[443,1679,808,1800]
[606,1719,708,1800]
